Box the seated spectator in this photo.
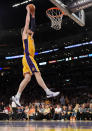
[37,104,45,120]
[50,105,55,120]
[43,104,50,120]
[24,106,29,120]
[61,105,67,120]
[8,104,13,120]
[17,106,25,120]
[28,105,35,120]
[87,103,92,120]
[54,104,62,120]
[78,103,87,120]
[67,105,73,120]
[2,106,9,120]
[73,104,80,120]
[3,107,8,114]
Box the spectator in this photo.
[67,105,73,120]
[61,105,67,120]
[11,101,17,120]
[78,103,87,120]
[87,103,92,120]
[17,106,24,120]
[3,106,9,120]
[54,104,62,120]
[28,105,35,120]
[43,104,50,120]
[24,106,30,120]
[50,105,55,120]
[73,104,80,120]
[37,104,45,120]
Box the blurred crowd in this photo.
[0,93,92,121]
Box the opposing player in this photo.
[12,4,60,106]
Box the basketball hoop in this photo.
[46,7,64,30]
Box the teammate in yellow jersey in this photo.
[12,4,60,106]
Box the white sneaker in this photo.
[12,96,21,107]
[46,91,60,98]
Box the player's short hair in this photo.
[21,27,24,36]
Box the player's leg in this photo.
[12,56,32,106]
[28,56,60,98]
[12,73,31,106]
[16,73,31,98]
[34,72,60,98]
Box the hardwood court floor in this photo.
[0,121,92,131]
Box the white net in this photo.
[46,7,63,30]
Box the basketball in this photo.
[28,4,35,15]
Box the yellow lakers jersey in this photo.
[23,35,35,57]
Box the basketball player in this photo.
[12,4,60,106]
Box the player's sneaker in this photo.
[46,91,60,98]
[12,96,21,107]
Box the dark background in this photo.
[0,0,92,103]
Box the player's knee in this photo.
[25,74,31,82]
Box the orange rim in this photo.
[46,7,64,18]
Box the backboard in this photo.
[49,0,86,26]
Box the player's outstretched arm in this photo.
[30,5,36,38]
[23,5,30,34]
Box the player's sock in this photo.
[44,88,54,95]
[15,92,21,99]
